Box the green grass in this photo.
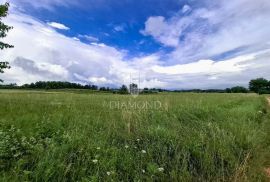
[0,90,269,181]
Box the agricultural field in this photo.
[0,90,270,181]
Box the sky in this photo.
[0,0,270,89]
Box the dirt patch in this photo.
[267,97,270,106]
[265,98,270,178]
[265,168,270,178]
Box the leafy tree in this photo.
[230,86,248,93]
[0,3,13,82]
[99,87,107,91]
[225,88,231,93]
[249,78,269,93]
[21,81,99,90]
[119,85,128,94]
[129,83,138,93]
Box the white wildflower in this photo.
[92,159,98,164]
[96,147,101,150]
[142,169,145,173]
[141,150,146,154]
[106,171,111,176]
[158,167,164,172]
[125,145,129,149]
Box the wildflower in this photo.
[142,169,145,173]
[136,138,140,141]
[158,167,164,172]
[96,147,101,150]
[95,154,100,158]
[125,145,129,149]
[92,159,98,164]
[141,150,146,154]
[106,171,111,176]
[258,111,263,114]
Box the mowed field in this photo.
[0,90,270,181]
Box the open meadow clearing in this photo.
[0,90,270,181]
[1,0,270,181]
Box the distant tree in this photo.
[258,88,270,95]
[225,88,232,93]
[20,81,99,90]
[0,3,13,82]
[119,85,128,94]
[91,85,98,90]
[99,87,111,92]
[249,78,269,93]
[0,83,17,89]
[129,83,138,94]
[142,87,149,94]
[230,86,248,93]
[99,87,106,91]
[129,83,138,90]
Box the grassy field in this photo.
[0,90,270,181]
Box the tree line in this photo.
[0,81,164,94]
[0,78,270,94]
[172,78,270,94]
[0,81,99,90]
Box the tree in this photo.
[99,87,107,91]
[0,3,13,82]
[129,83,138,93]
[225,88,231,93]
[249,78,269,93]
[119,85,128,94]
[21,81,99,90]
[230,86,248,93]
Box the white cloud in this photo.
[142,0,270,65]
[152,54,256,75]
[73,37,80,41]
[182,5,191,13]
[141,16,181,47]
[47,22,70,30]
[78,34,99,42]
[4,0,77,10]
[0,10,164,87]
[88,76,109,84]
[114,25,125,32]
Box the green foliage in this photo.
[99,87,110,91]
[249,78,270,93]
[0,91,269,181]
[226,86,248,93]
[258,88,270,95]
[0,3,13,80]
[119,84,128,94]
[21,81,98,90]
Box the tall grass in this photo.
[0,90,269,181]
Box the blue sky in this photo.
[24,0,185,55]
[1,0,270,89]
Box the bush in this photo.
[258,89,270,95]
[230,86,248,93]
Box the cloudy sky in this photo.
[0,0,270,89]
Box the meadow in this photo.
[0,90,269,181]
